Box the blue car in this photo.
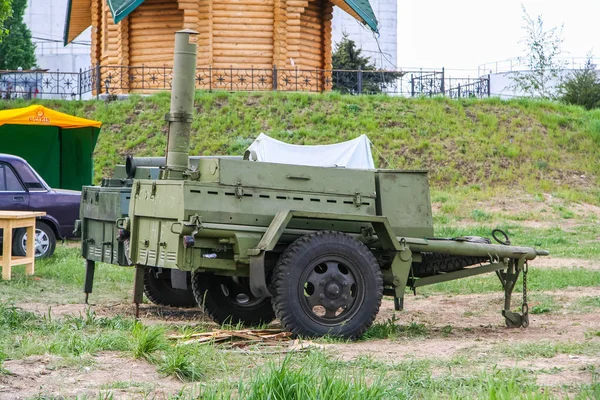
[0,154,80,258]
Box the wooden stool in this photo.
[0,211,46,280]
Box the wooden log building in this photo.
[64,0,378,93]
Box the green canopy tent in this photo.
[0,105,102,190]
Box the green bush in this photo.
[559,58,600,110]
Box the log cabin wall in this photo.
[299,0,323,70]
[90,0,337,93]
[129,0,183,66]
[212,0,274,69]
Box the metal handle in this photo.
[12,196,24,202]
[286,174,310,181]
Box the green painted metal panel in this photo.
[344,0,378,33]
[107,0,146,23]
[375,171,434,238]
[213,158,377,198]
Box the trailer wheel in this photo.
[143,268,197,308]
[272,231,383,339]
[191,272,275,326]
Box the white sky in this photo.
[397,0,600,73]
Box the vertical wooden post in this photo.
[25,223,35,276]
[1,220,10,280]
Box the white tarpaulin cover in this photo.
[244,133,375,169]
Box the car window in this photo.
[0,163,25,192]
[12,162,47,191]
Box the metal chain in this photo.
[521,261,529,328]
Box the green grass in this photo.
[420,266,600,296]
[362,316,428,340]
[2,93,600,203]
[0,245,133,305]
[173,352,559,400]
[498,340,600,359]
[529,293,560,314]
[433,222,600,259]
[130,322,167,359]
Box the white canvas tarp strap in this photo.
[244,133,375,170]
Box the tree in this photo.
[0,0,11,42]
[332,34,400,94]
[511,6,566,99]
[558,55,600,110]
[0,0,35,70]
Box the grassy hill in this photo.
[1,92,599,204]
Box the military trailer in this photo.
[79,30,548,339]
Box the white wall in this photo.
[332,0,397,70]
[489,70,586,99]
[23,0,91,72]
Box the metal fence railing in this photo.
[0,66,490,100]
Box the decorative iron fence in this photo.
[0,69,93,100]
[0,66,490,100]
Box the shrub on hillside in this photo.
[558,58,600,110]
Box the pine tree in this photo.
[332,34,399,94]
[559,56,600,110]
[0,0,35,70]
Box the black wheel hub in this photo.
[219,277,264,308]
[302,259,359,324]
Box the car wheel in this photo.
[13,221,56,258]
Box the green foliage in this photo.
[157,346,202,381]
[0,0,11,41]
[3,92,600,199]
[559,56,600,110]
[362,316,428,340]
[0,0,35,70]
[243,357,391,400]
[130,322,166,359]
[331,34,400,94]
[511,6,566,98]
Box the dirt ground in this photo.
[3,283,599,398]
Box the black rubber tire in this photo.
[12,221,56,259]
[191,272,275,326]
[271,231,383,339]
[143,268,197,308]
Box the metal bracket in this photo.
[235,184,244,199]
[499,258,527,328]
[354,193,362,207]
[249,251,271,298]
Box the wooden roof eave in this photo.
[63,0,92,45]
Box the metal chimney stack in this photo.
[163,29,198,179]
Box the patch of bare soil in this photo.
[18,302,214,326]
[0,352,185,400]
[10,265,600,397]
[326,288,600,390]
[533,257,600,270]
[447,193,600,231]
